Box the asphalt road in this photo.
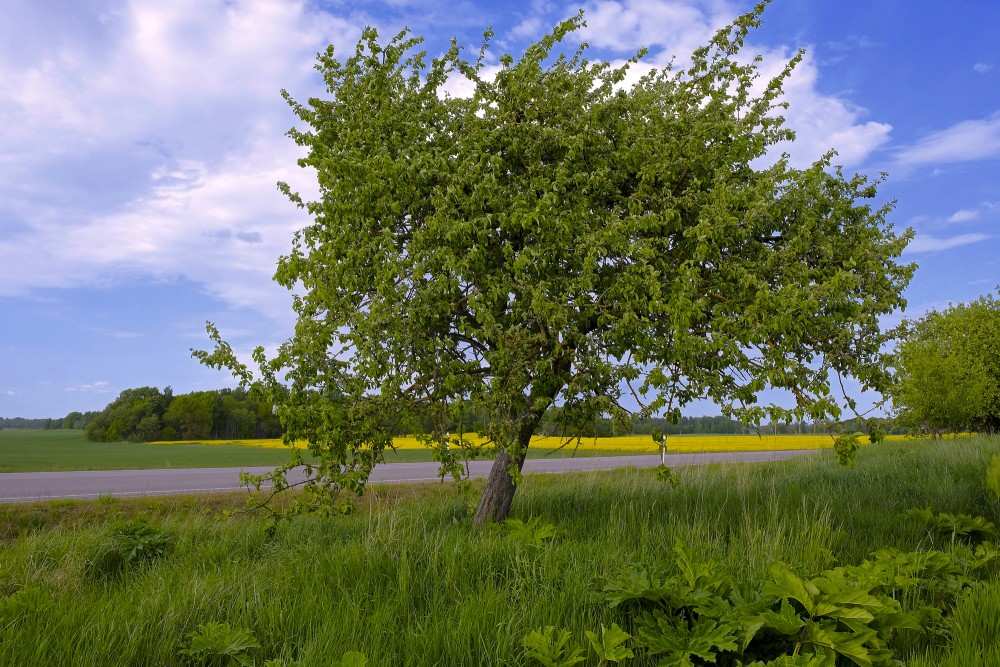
[0,450,819,504]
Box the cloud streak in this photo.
[65,381,111,394]
[904,233,990,254]
[895,112,1000,167]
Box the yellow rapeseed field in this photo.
[149,433,907,453]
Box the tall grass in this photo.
[1,436,998,665]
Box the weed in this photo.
[584,623,633,664]
[902,508,997,543]
[179,621,260,666]
[505,516,557,548]
[331,651,368,667]
[0,586,52,625]
[987,454,1000,500]
[523,626,585,667]
[600,537,997,665]
[88,517,172,579]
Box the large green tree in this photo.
[85,386,173,443]
[892,292,1000,436]
[198,5,913,524]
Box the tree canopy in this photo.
[892,292,1000,436]
[85,386,282,442]
[197,4,913,523]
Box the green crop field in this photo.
[0,430,308,472]
[0,429,651,473]
[2,435,999,666]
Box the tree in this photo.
[197,4,913,524]
[164,391,217,440]
[85,386,173,442]
[892,292,1000,436]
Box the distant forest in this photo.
[3,386,904,442]
[0,412,100,431]
[81,386,283,442]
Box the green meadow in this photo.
[2,436,999,665]
[0,429,644,473]
[0,429,305,472]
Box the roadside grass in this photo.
[1,435,999,665]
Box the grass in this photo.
[0,429,312,472]
[1,435,999,665]
[2,429,848,473]
[0,430,635,472]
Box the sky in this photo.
[1,0,998,419]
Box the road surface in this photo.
[0,450,819,504]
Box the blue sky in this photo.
[1,0,997,419]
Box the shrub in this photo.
[88,517,172,579]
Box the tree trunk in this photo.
[473,415,536,526]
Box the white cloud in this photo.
[65,381,112,393]
[761,48,891,168]
[510,16,544,40]
[578,0,728,56]
[974,62,994,74]
[903,233,990,254]
[895,112,1000,167]
[947,209,979,223]
[0,133,313,324]
[0,0,361,322]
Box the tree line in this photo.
[0,412,100,430]
[3,397,902,440]
[83,386,283,442]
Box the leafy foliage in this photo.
[330,651,369,667]
[505,516,558,548]
[585,623,634,663]
[179,622,260,666]
[655,464,681,486]
[523,626,585,667]
[85,386,282,442]
[599,537,998,665]
[0,586,52,625]
[196,2,913,523]
[834,433,862,467]
[902,508,998,543]
[987,454,1000,501]
[867,423,886,445]
[85,386,173,443]
[892,291,1000,435]
[89,517,172,579]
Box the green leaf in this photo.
[763,563,816,615]
[585,623,634,662]
[505,516,557,547]
[523,627,585,667]
[331,651,369,667]
[757,599,806,635]
[801,620,875,667]
[637,611,738,663]
[178,622,260,662]
[604,567,672,607]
